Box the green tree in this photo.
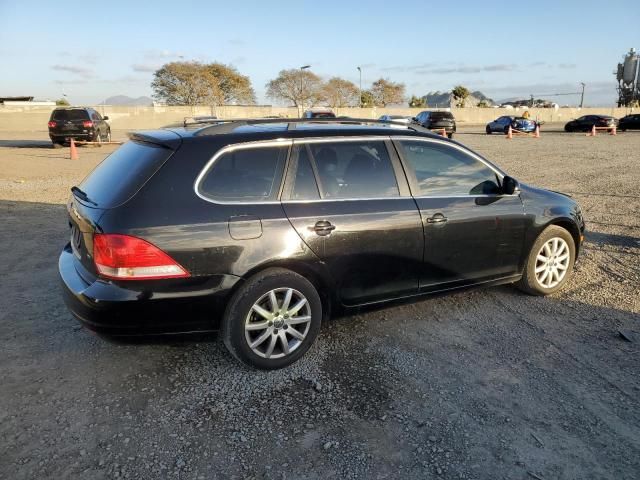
[408,95,426,108]
[477,100,489,108]
[55,97,70,106]
[204,63,256,104]
[451,85,470,108]
[151,62,223,106]
[360,90,375,107]
[265,69,324,108]
[322,77,359,108]
[371,78,405,107]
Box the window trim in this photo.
[193,139,293,205]
[390,136,515,199]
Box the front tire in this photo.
[222,268,322,369]
[517,225,575,296]
[486,125,492,134]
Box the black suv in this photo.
[48,107,111,147]
[413,111,456,138]
[59,118,585,369]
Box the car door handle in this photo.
[427,214,448,224]
[310,220,336,236]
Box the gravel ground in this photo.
[1,126,639,480]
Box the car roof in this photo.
[138,119,445,146]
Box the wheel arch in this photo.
[546,217,582,255]
[229,260,335,321]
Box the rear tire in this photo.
[486,126,492,134]
[106,129,111,142]
[447,133,454,139]
[517,225,575,296]
[222,268,322,369]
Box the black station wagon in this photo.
[59,119,585,369]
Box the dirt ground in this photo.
[1,126,639,480]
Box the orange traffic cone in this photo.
[587,124,596,137]
[506,125,513,139]
[440,128,447,137]
[610,125,617,136]
[534,125,540,138]
[69,138,79,160]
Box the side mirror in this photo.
[103,116,109,120]
[502,176,519,195]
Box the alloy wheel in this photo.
[244,288,312,359]
[534,237,570,289]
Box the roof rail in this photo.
[180,117,435,136]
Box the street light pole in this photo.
[357,66,362,108]
[579,82,586,108]
[299,65,311,116]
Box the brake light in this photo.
[48,121,57,128]
[82,120,93,128]
[93,234,189,280]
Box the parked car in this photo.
[379,114,412,124]
[303,108,336,119]
[413,111,456,138]
[564,115,617,132]
[486,116,537,134]
[59,118,585,369]
[618,113,640,131]
[48,107,111,147]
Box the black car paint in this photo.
[618,114,640,131]
[59,124,585,335]
[564,115,617,132]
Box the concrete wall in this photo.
[0,104,636,132]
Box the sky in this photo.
[1,0,638,107]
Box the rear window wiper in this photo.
[71,186,98,206]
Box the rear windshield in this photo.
[52,109,90,121]
[78,141,172,208]
[430,112,454,120]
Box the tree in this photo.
[408,95,426,108]
[55,97,70,106]
[321,77,359,108]
[360,90,375,107]
[151,62,223,106]
[151,61,255,106]
[371,78,405,107]
[204,63,256,104]
[451,85,470,108]
[477,100,489,108]
[265,69,324,109]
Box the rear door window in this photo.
[305,140,399,199]
[79,141,173,208]
[397,140,500,196]
[198,145,288,202]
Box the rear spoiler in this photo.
[128,130,182,149]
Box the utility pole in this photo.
[299,65,311,116]
[579,82,586,108]
[357,66,362,108]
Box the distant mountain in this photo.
[103,95,154,106]
[421,90,494,107]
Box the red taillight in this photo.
[82,120,93,128]
[48,121,57,128]
[93,234,189,280]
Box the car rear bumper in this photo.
[429,124,456,133]
[58,244,240,335]
[50,132,95,141]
